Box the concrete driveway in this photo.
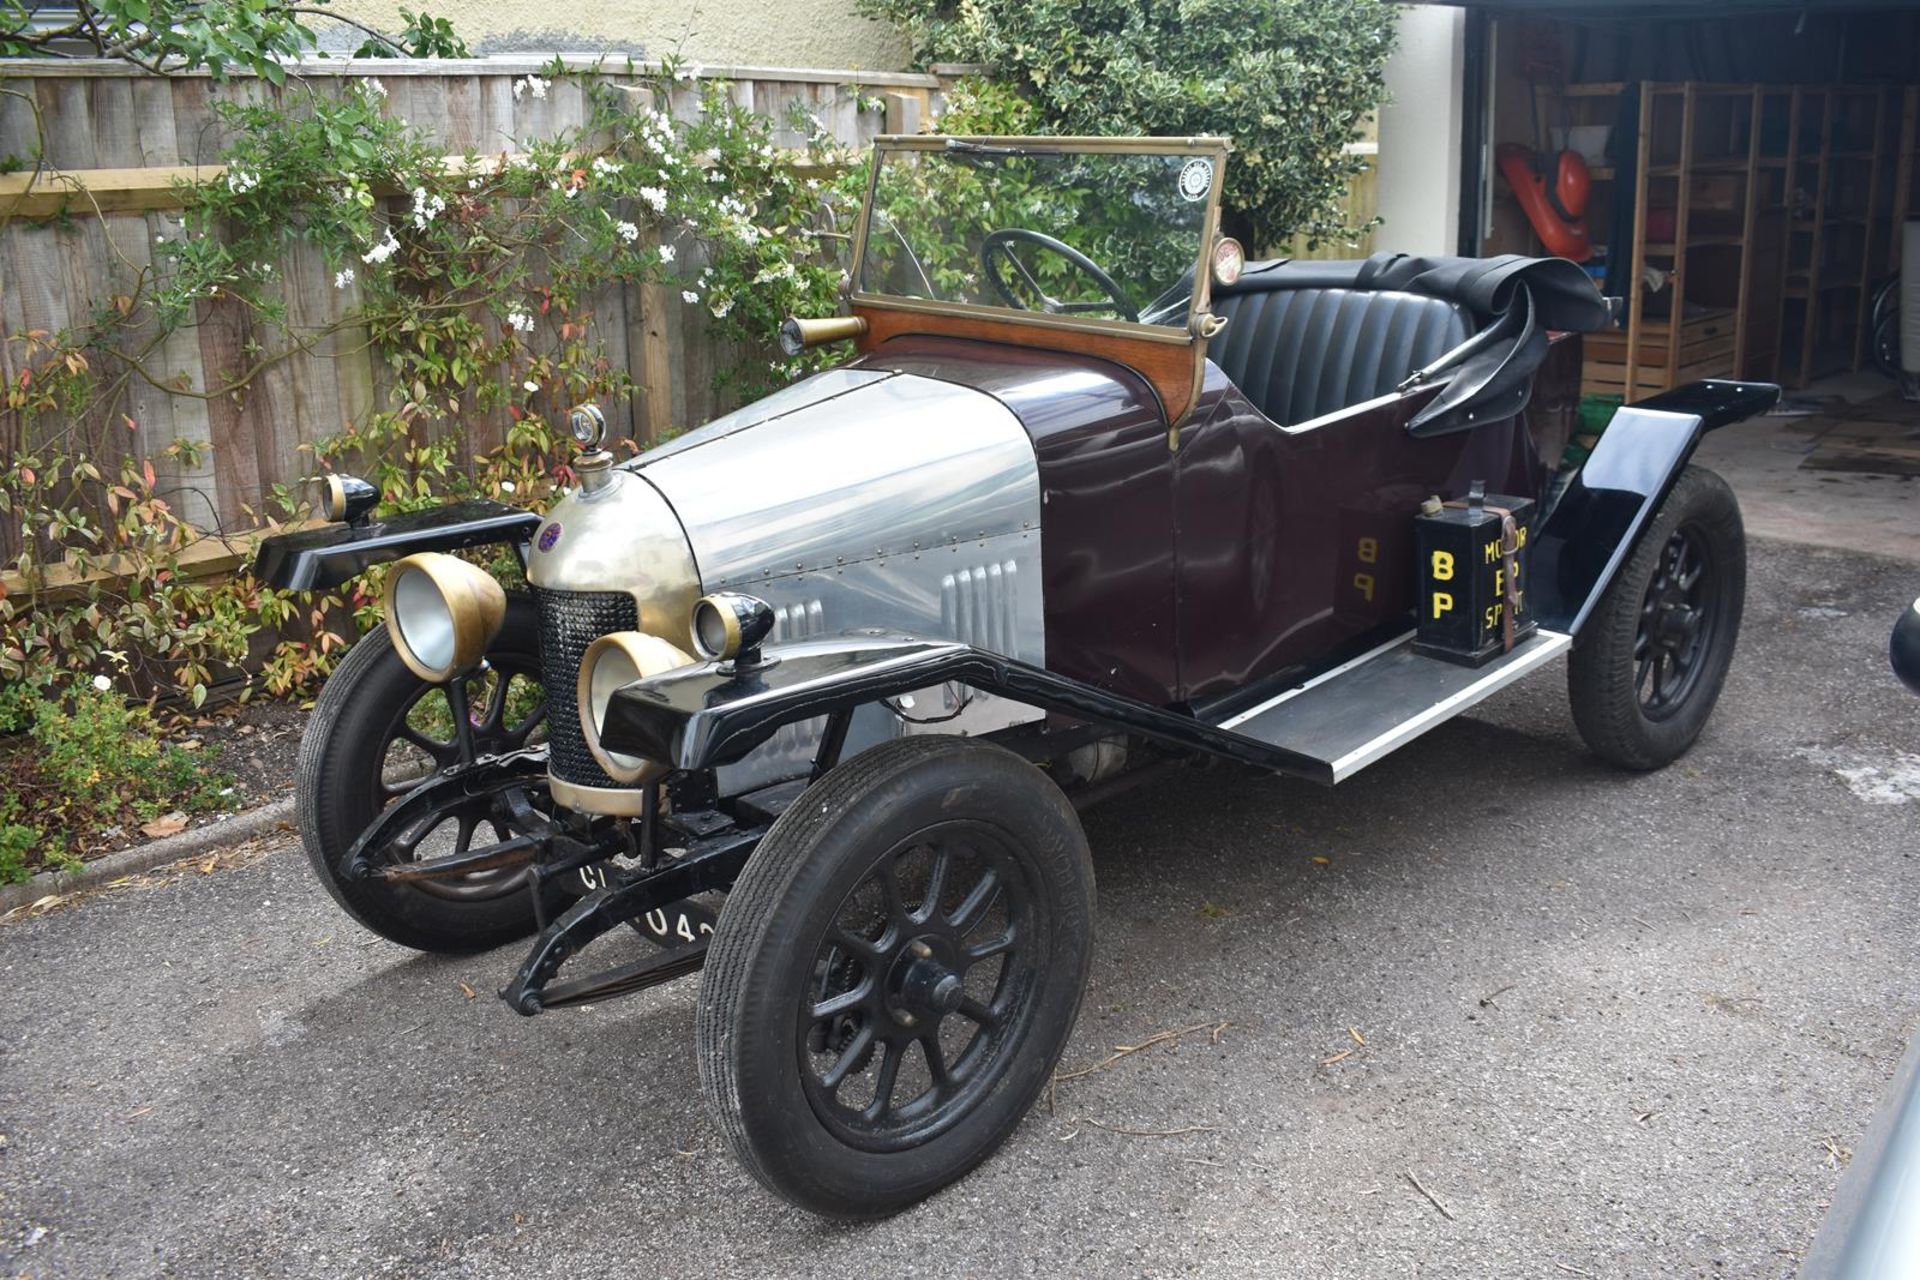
[2,535,1917,1279]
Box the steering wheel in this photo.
[980,229,1138,322]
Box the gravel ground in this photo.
[1,536,1916,1279]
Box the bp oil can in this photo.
[1413,483,1536,667]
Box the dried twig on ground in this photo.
[1055,1021,1234,1084]
[1405,1168,1456,1221]
[1078,1118,1216,1138]
[1478,983,1516,1008]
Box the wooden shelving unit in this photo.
[1527,79,1914,397]
[1608,83,1786,399]
[1775,86,1901,386]
[1887,86,1919,276]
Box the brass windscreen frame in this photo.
[849,135,1232,434]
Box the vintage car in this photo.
[256,135,1779,1217]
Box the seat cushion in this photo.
[1211,287,1472,427]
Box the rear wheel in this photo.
[296,593,566,952]
[696,736,1095,1218]
[1568,465,1745,770]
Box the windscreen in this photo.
[857,142,1217,330]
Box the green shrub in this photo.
[0,683,234,882]
[861,0,1398,248]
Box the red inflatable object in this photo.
[1497,142,1593,263]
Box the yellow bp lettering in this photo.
[1353,572,1375,602]
[1431,550,1454,581]
[1432,591,1454,619]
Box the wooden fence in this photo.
[1281,143,1379,262]
[0,56,941,536]
[1,59,1382,551]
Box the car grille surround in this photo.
[532,586,640,789]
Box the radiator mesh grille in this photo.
[533,586,638,788]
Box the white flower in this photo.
[361,76,386,98]
[513,74,550,102]
[681,290,699,304]
[506,309,535,334]
[614,220,639,244]
[500,480,516,493]
[410,187,446,229]
[523,380,540,392]
[468,176,482,190]
[362,229,401,265]
[591,156,621,176]
[658,243,675,263]
[637,186,668,214]
[710,297,733,319]
[92,674,112,693]
[225,168,259,194]
[334,267,355,289]
[154,234,166,244]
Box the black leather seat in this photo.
[1210,286,1472,427]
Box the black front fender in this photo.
[252,499,540,591]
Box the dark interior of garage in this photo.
[1447,0,1920,490]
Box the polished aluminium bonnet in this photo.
[534,366,1049,799]
[634,370,1041,592]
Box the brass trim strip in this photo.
[850,293,1194,344]
[548,774,651,818]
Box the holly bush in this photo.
[859,0,1398,248]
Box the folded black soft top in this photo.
[1218,252,1612,436]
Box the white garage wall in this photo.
[1376,4,1468,257]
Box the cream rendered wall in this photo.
[1374,3,1466,257]
[335,0,912,71]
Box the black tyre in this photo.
[697,736,1095,1218]
[296,593,562,952]
[1568,465,1745,770]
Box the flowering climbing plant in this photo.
[2,59,874,720]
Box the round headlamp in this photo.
[690,592,776,668]
[318,472,380,525]
[569,403,608,452]
[577,630,694,783]
[381,552,507,684]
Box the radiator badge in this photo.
[537,521,563,552]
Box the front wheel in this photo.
[1568,464,1745,770]
[295,593,566,952]
[696,736,1096,1218]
